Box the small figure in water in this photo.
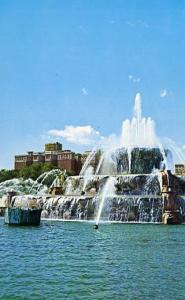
[93,224,98,229]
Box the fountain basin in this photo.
[4,207,42,226]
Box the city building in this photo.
[45,142,62,152]
[14,151,34,170]
[57,150,82,175]
[15,143,82,175]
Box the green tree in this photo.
[0,163,71,184]
[0,169,19,183]
[18,163,58,180]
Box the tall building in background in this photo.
[15,143,82,175]
[45,142,62,152]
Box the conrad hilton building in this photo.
[14,142,99,175]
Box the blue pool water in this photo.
[0,218,185,299]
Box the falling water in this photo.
[64,177,73,195]
[95,153,104,175]
[36,169,64,193]
[80,147,97,175]
[49,176,61,189]
[95,176,116,225]
[82,166,94,192]
[29,172,48,194]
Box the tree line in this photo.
[0,163,73,183]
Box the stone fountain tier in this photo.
[41,195,96,220]
[6,170,185,223]
[166,173,185,195]
[39,194,185,223]
[40,194,163,222]
[63,174,162,196]
[107,147,166,175]
[41,169,185,223]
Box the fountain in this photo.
[37,93,185,224]
[3,93,185,224]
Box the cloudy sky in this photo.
[1,0,185,168]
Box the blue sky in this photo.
[0,0,185,168]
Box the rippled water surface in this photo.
[0,218,185,299]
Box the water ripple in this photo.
[0,220,185,299]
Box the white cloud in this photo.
[160,89,168,98]
[81,88,88,96]
[48,125,101,145]
[128,75,141,83]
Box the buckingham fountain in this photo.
[3,93,185,225]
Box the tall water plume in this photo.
[120,93,157,148]
[94,93,167,175]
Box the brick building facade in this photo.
[14,143,102,175]
[15,143,82,175]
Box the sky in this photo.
[0,0,185,169]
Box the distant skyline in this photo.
[1,0,185,168]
